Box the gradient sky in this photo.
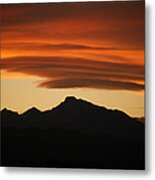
[0,1,145,117]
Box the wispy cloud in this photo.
[1,56,144,91]
[1,1,144,50]
[39,78,144,91]
[3,42,143,51]
[1,1,144,91]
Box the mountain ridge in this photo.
[1,96,145,169]
[1,96,142,119]
[1,96,144,142]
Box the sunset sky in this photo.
[0,1,145,117]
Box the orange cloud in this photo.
[39,78,144,91]
[1,1,144,49]
[1,1,144,91]
[1,56,144,91]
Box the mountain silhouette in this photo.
[1,96,145,169]
[21,107,41,116]
[1,96,144,142]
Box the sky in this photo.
[0,1,145,117]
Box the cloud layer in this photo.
[1,1,144,91]
[1,56,144,91]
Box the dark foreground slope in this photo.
[1,97,145,169]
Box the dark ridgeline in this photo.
[1,96,145,169]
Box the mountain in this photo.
[1,96,145,169]
[21,107,41,117]
[1,96,144,142]
[0,108,19,127]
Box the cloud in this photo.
[1,1,144,50]
[38,78,144,91]
[1,1,144,28]
[1,1,144,91]
[3,42,142,51]
[3,42,120,51]
[1,56,144,91]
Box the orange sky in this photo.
[0,1,145,117]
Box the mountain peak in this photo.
[1,108,18,115]
[1,108,9,113]
[22,107,41,116]
[64,96,77,102]
[29,107,40,112]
